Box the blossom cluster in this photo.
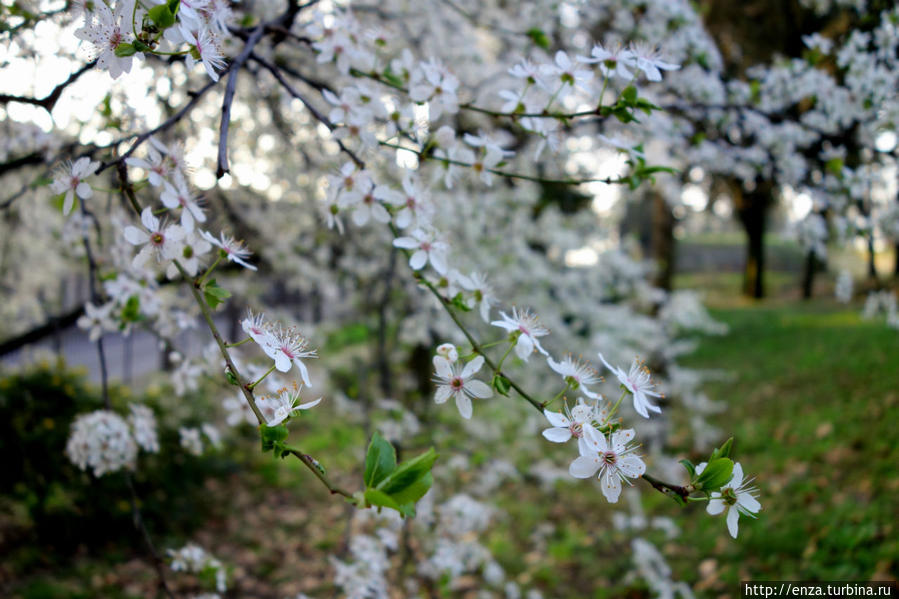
[65,405,159,476]
[74,0,232,80]
[168,542,227,595]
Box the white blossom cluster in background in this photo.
[178,423,222,456]
[74,0,233,80]
[167,542,228,596]
[18,0,899,594]
[862,290,899,329]
[65,405,158,476]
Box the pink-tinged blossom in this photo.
[578,43,635,81]
[125,142,171,187]
[392,228,449,275]
[123,207,186,269]
[547,355,603,399]
[542,398,601,443]
[260,325,317,385]
[241,309,272,346]
[74,0,136,79]
[458,271,497,323]
[508,59,541,82]
[491,308,550,361]
[569,427,645,503]
[160,179,206,232]
[77,301,116,342]
[165,230,212,279]
[539,51,593,96]
[52,157,99,215]
[599,354,663,418]
[350,183,391,226]
[628,42,680,82]
[409,58,460,120]
[200,230,257,270]
[432,355,493,420]
[257,384,322,426]
[180,24,227,81]
[375,174,434,228]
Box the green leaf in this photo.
[203,279,231,309]
[364,488,401,511]
[492,374,511,396]
[167,0,180,15]
[147,3,175,28]
[679,459,695,477]
[388,472,433,506]
[525,27,550,50]
[114,43,137,57]
[450,292,472,312]
[121,294,141,322]
[260,424,288,453]
[378,447,438,495]
[621,85,638,107]
[363,432,397,488]
[224,368,240,386]
[710,437,734,461]
[695,457,734,491]
[381,67,405,88]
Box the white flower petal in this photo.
[542,427,572,443]
[409,249,427,270]
[544,410,570,428]
[434,385,452,404]
[455,394,472,419]
[465,379,493,399]
[601,470,622,503]
[569,455,600,479]
[461,355,484,378]
[726,506,740,538]
[617,455,646,478]
[706,497,726,515]
[433,355,453,379]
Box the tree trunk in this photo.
[801,249,817,300]
[734,183,772,299]
[894,242,899,278]
[867,232,879,287]
[651,192,676,291]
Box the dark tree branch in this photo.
[216,25,266,179]
[0,61,96,113]
[97,77,223,174]
[0,306,84,357]
[250,53,365,167]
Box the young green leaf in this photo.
[378,447,438,496]
[695,457,734,491]
[364,432,397,488]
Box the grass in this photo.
[4,272,898,597]
[658,300,899,592]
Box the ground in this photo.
[3,268,898,598]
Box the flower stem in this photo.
[604,388,629,424]
[249,363,277,390]
[543,386,568,410]
[226,337,252,348]
[197,254,223,287]
[174,259,356,501]
[495,343,515,371]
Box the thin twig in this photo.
[98,77,223,174]
[0,61,96,112]
[217,25,266,178]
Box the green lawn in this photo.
[4,296,898,597]
[660,301,899,591]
